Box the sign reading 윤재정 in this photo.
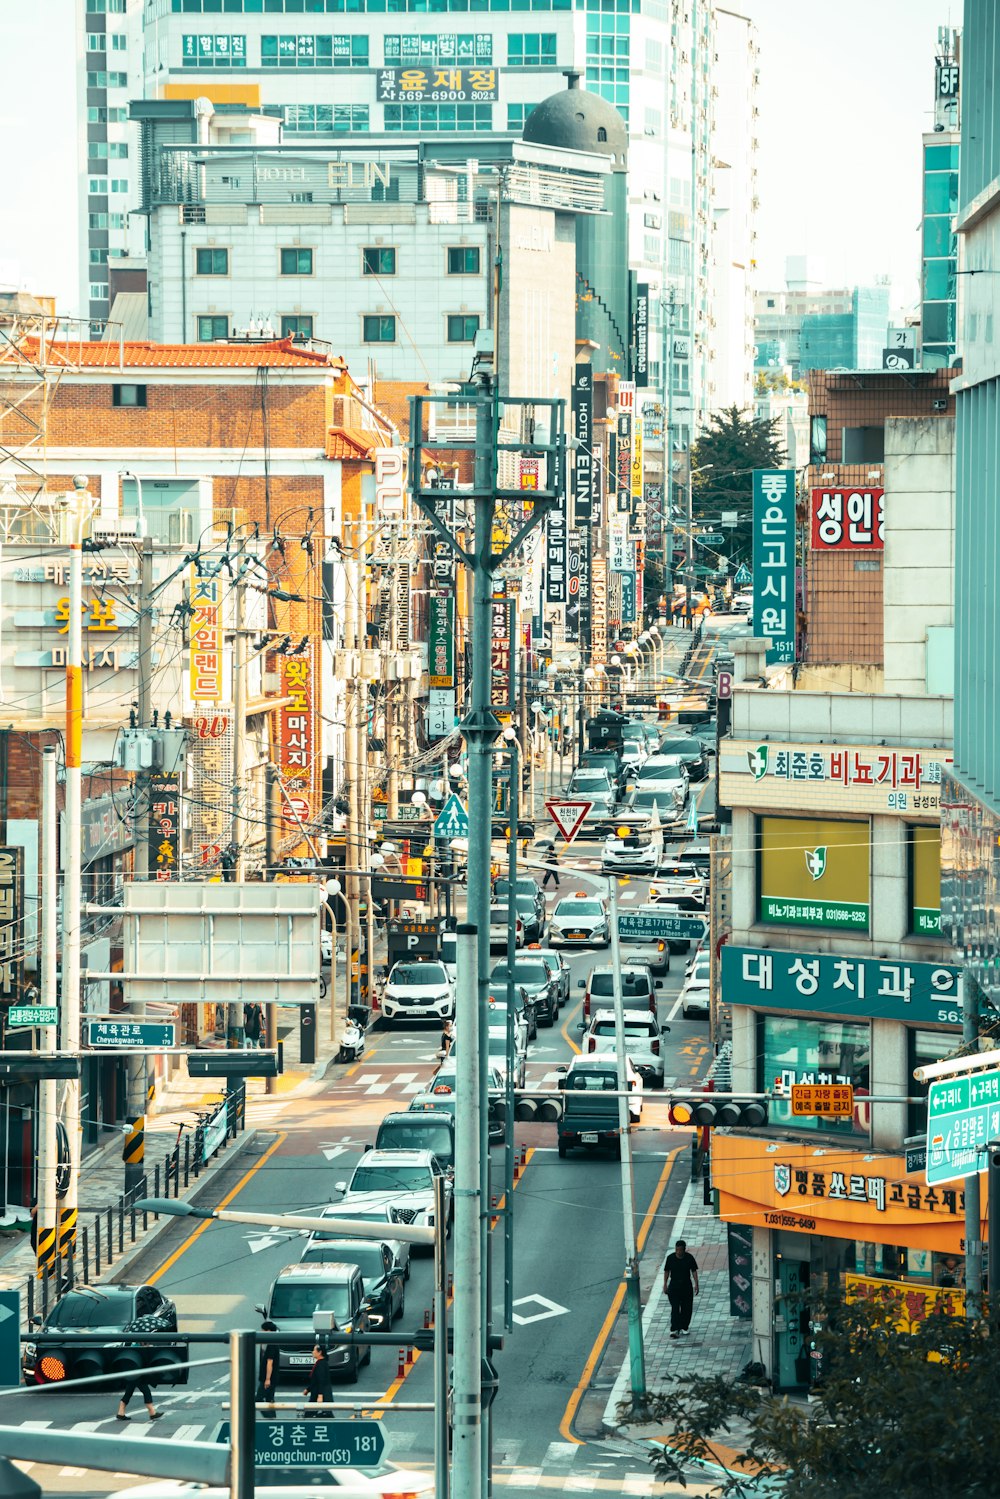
[376,65,498,101]
[811,488,884,550]
[752,469,796,664]
[721,945,961,1027]
[721,741,952,816]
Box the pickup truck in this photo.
[557,1057,624,1159]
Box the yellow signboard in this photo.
[758,815,870,931]
[845,1273,965,1328]
[911,824,941,937]
[791,1083,854,1116]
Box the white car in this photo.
[620,737,648,772]
[549,894,612,947]
[585,1008,666,1089]
[731,590,753,615]
[489,904,524,950]
[382,959,455,1022]
[680,952,711,1018]
[333,1149,452,1235]
[601,828,662,875]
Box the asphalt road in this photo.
[2,666,731,1495]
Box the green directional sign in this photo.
[218,1419,386,1469]
[618,909,707,941]
[8,1005,58,1027]
[925,1067,1000,1185]
[86,1021,176,1049]
[696,533,725,546]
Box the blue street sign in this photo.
[218,1419,386,1469]
[434,793,470,841]
[86,1021,176,1049]
[734,563,752,587]
[0,1291,19,1388]
[617,909,707,941]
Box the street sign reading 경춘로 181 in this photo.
[217,1419,386,1468]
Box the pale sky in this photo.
[0,0,958,320]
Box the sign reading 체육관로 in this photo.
[752,468,796,663]
[757,816,870,931]
[721,741,953,817]
[721,945,962,1027]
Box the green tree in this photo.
[621,1289,1000,1498]
[690,405,787,573]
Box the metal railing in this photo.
[22,1085,246,1326]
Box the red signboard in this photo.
[279,639,316,825]
[490,596,513,723]
[811,488,884,549]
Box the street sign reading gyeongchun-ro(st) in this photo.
[86,1021,177,1049]
[925,1067,1000,1186]
[7,1005,58,1027]
[617,909,707,941]
[217,1419,386,1469]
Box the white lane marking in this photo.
[666,992,685,1021]
[321,1144,348,1161]
[174,1424,207,1442]
[363,1078,392,1095]
[512,1293,570,1325]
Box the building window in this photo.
[197,314,229,341]
[506,103,531,130]
[110,178,129,193]
[89,284,109,302]
[182,34,247,66]
[447,313,480,342]
[283,103,370,133]
[90,144,110,159]
[109,142,128,158]
[280,247,314,275]
[447,246,480,274]
[108,72,128,86]
[758,1014,871,1139]
[87,107,107,122]
[89,214,109,229]
[262,33,368,66]
[89,250,107,266]
[757,815,871,933]
[87,71,108,86]
[363,315,396,342]
[382,102,493,131]
[88,177,109,195]
[809,414,827,465]
[109,213,126,229]
[112,384,147,408]
[196,247,229,275]
[363,247,397,275]
[87,32,107,49]
[281,315,315,341]
[111,32,128,48]
[507,32,557,66]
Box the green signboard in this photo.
[218,1419,386,1469]
[926,1068,1000,1186]
[752,468,796,664]
[696,533,725,546]
[86,1021,176,1049]
[618,909,707,941]
[721,946,961,1027]
[8,1006,58,1027]
[428,594,454,689]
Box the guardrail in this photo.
[22,1085,246,1326]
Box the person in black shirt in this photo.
[257,1320,279,1413]
[663,1238,699,1338]
[303,1343,333,1411]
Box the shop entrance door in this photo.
[775,1258,808,1390]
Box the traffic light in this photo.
[30,1339,189,1387]
[514,1093,563,1123]
[0,1057,80,1082]
[667,1096,768,1128]
[186,1051,280,1079]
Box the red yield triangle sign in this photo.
[545,799,593,844]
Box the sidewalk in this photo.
[603,1177,753,1431]
[0,1000,341,1304]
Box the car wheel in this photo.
[404,1258,411,1281]
[345,1352,360,1385]
[395,1292,405,1322]
[557,1137,568,1158]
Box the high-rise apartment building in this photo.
[919,27,959,372]
[77,0,758,441]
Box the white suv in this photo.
[584,1008,666,1088]
[333,1149,452,1236]
[382,959,454,1022]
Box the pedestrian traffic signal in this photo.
[186,1051,280,1079]
[0,1056,80,1082]
[667,1096,768,1128]
[513,1093,563,1123]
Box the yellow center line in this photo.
[148,1131,287,1285]
[558,1144,680,1445]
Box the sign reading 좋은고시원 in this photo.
[752,469,796,664]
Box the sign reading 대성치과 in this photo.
[721,944,962,1027]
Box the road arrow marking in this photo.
[321,1144,348,1161]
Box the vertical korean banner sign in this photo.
[189,563,223,703]
[280,642,316,823]
[148,774,180,882]
[572,367,594,651]
[752,469,797,664]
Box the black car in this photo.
[22,1284,184,1387]
[298,1237,405,1329]
[656,735,709,781]
[490,955,558,1027]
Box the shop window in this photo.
[758,1014,871,1138]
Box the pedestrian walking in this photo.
[257,1319,279,1413]
[117,1378,162,1421]
[303,1343,333,1411]
[243,1002,263,1048]
[540,841,560,890]
[663,1238,699,1338]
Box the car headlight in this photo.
[22,1343,36,1361]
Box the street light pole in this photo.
[452,922,483,1497]
[502,728,518,1333]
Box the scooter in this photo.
[336,1009,367,1064]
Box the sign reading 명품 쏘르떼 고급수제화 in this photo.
[752,469,796,664]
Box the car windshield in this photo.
[571,773,611,790]
[592,1021,655,1038]
[591,970,651,995]
[514,895,537,914]
[412,1093,455,1116]
[391,964,446,986]
[490,906,514,923]
[630,790,676,810]
[495,879,539,898]
[46,1290,136,1328]
[348,1165,432,1193]
[378,1121,452,1158]
[637,763,683,782]
[269,1283,352,1322]
[440,936,457,965]
[492,961,548,986]
[568,1071,617,1090]
[303,1242,386,1277]
[658,739,699,756]
[556,901,603,918]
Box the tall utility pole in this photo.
[608,877,647,1404]
[128,533,154,1117]
[961,975,983,1310]
[61,475,88,1258]
[226,570,248,1047]
[410,385,565,1499]
[343,530,363,1017]
[385,530,400,822]
[36,745,59,1278]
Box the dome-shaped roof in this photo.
[523,73,628,165]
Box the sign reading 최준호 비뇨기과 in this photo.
[752,469,796,664]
